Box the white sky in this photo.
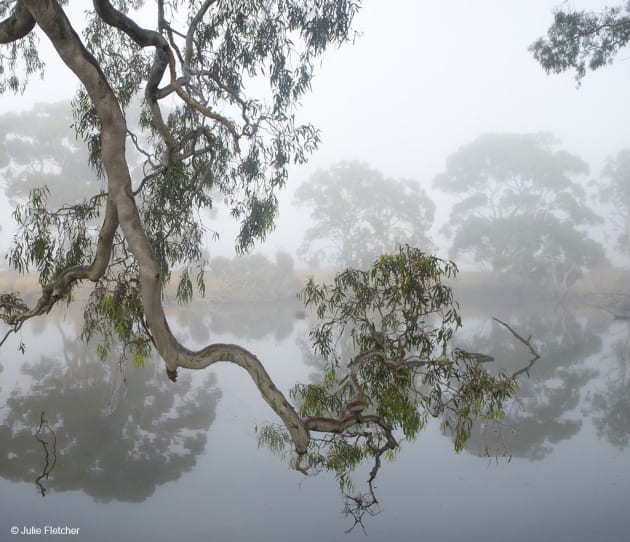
[1,0,629,264]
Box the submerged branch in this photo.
[34,411,57,497]
[492,317,541,378]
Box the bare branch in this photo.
[492,317,541,378]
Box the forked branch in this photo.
[493,317,541,378]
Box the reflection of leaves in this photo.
[591,330,630,449]
[451,310,602,460]
[172,294,301,344]
[0,351,221,502]
[592,382,630,449]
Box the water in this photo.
[1,301,629,541]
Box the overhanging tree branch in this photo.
[0,196,118,344]
[21,0,309,454]
[0,0,35,43]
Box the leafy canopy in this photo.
[434,132,605,286]
[531,2,630,83]
[260,245,516,494]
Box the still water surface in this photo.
[1,301,629,541]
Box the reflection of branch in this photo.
[34,411,57,497]
[343,492,381,535]
[492,317,541,378]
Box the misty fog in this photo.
[1,0,629,271]
[1,2,630,541]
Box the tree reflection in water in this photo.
[2,297,630,534]
[34,411,57,496]
[0,322,221,502]
[449,309,603,460]
[591,321,630,450]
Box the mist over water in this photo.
[1,1,630,540]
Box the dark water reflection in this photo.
[0,320,221,503]
[0,301,629,541]
[452,309,606,460]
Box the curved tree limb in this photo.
[185,0,219,66]
[0,0,35,43]
[302,350,397,443]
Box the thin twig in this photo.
[34,411,57,497]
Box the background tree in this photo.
[0,102,102,208]
[208,252,301,303]
[434,132,606,288]
[294,161,435,270]
[599,149,630,258]
[530,2,630,84]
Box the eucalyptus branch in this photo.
[0,0,34,43]
[185,0,219,65]
[0,197,118,344]
[94,0,240,152]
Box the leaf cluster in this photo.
[262,245,517,491]
[9,187,102,289]
[530,4,630,83]
[301,245,459,361]
[0,4,44,93]
[66,0,359,253]
[81,266,152,368]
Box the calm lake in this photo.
[1,298,629,541]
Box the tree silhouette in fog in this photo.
[295,161,434,269]
[435,132,606,288]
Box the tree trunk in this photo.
[22,0,310,454]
